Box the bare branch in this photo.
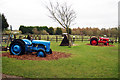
[45,1,76,30]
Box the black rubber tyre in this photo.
[49,49,52,54]
[104,43,107,45]
[37,49,46,57]
[90,37,98,45]
[9,39,25,55]
[104,41,108,45]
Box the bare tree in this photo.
[45,1,76,46]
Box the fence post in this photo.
[115,36,117,43]
[81,35,83,42]
[56,36,58,42]
[39,35,41,40]
[35,35,37,40]
[14,35,16,39]
[47,36,49,41]
[73,36,75,43]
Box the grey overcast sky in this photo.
[0,0,119,30]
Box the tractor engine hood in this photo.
[32,40,50,45]
[32,40,50,52]
[99,37,109,39]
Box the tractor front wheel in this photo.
[49,49,52,54]
[104,41,109,46]
[37,49,46,57]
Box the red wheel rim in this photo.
[107,43,109,46]
[91,40,97,45]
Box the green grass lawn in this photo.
[2,41,118,78]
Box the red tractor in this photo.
[90,37,113,46]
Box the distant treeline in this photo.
[72,27,118,37]
[19,25,118,37]
[19,25,64,35]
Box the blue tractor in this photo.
[9,39,52,57]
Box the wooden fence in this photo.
[2,34,117,43]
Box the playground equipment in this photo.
[9,39,52,57]
[90,37,113,46]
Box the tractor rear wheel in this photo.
[37,49,46,57]
[9,39,25,55]
[90,38,98,45]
